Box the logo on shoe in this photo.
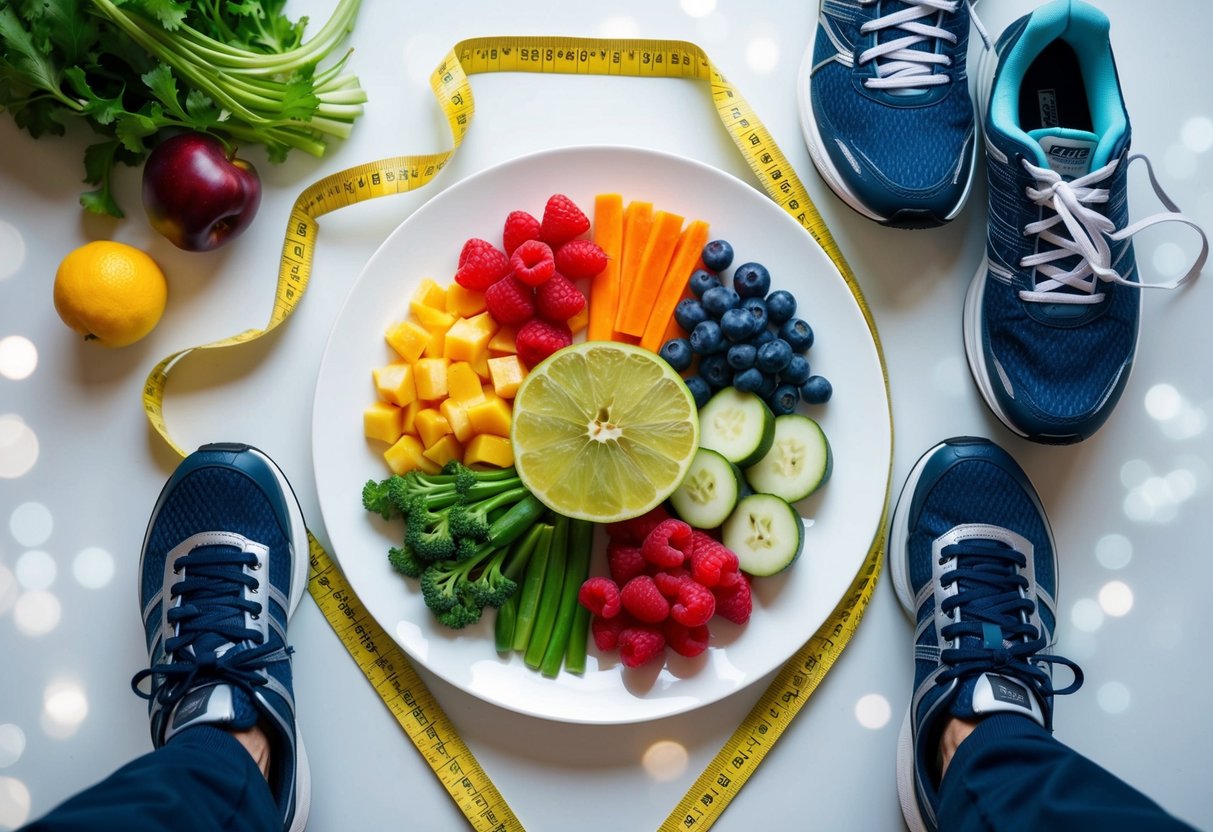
[1037,90,1060,127]
[990,676,1030,708]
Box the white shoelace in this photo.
[1018,156,1209,305]
[858,0,990,91]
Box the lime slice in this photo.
[511,341,700,523]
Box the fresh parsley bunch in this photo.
[0,0,366,216]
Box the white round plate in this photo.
[312,145,890,724]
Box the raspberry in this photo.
[619,575,670,624]
[592,613,627,651]
[688,535,740,588]
[620,505,671,545]
[641,519,692,569]
[652,568,690,599]
[664,619,710,658]
[535,273,586,322]
[671,580,716,627]
[578,576,622,619]
[484,275,535,326]
[540,193,591,246]
[607,540,648,585]
[455,238,510,290]
[618,624,666,668]
[554,239,608,279]
[510,239,556,287]
[713,573,752,625]
[502,210,541,255]
[515,318,572,367]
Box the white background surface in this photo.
[1,1,1210,830]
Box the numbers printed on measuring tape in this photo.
[141,35,891,832]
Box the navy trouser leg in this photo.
[938,714,1196,832]
[20,726,279,832]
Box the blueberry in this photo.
[749,328,776,348]
[755,372,778,400]
[799,375,833,405]
[689,319,725,355]
[726,343,757,371]
[685,376,713,408]
[732,262,771,299]
[781,354,811,386]
[699,354,732,389]
[701,239,734,272]
[733,367,764,393]
[767,384,801,416]
[780,317,815,352]
[756,338,793,374]
[766,289,797,325]
[675,298,709,332]
[741,297,769,332]
[701,285,740,319]
[720,307,757,342]
[689,269,721,298]
[659,338,693,372]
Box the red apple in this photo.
[141,132,262,252]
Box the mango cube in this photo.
[487,325,517,355]
[413,357,449,400]
[467,396,512,437]
[363,401,403,445]
[464,434,513,468]
[487,355,527,398]
[372,363,416,407]
[401,399,423,436]
[439,399,474,443]
[568,304,589,335]
[443,312,498,362]
[411,278,447,311]
[470,349,491,381]
[446,283,487,317]
[422,434,464,468]
[385,321,431,364]
[410,303,456,334]
[415,408,453,449]
[384,434,440,475]
[423,327,446,358]
[447,361,486,405]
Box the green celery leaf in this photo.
[9,96,67,137]
[42,0,100,67]
[140,64,188,121]
[184,87,217,122]
[276,75,318,121]
[0,7,62,95]
[133,0,189,31]
[63,67,124,125]
[80,139,124,217]
[114,109,160,153]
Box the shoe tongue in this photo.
[165,683,259,742]
[182,543,254,659]
[951,671,1046,727]
[1028,128,1100,180]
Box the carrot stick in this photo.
[614,201,653,333]
[640,220,710,353]
[588,193,624,342]
[616,210,684,337]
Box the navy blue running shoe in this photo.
[889,436,1083,832]
[967,0,1207,443]
[132,443,310,832]
[798,0,988,227]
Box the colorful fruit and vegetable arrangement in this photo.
[361,192,833,677]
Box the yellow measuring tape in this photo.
[142,36,891,832]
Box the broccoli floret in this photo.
[437,600,483,629]
[465,545,519,609]
[387,545,425,578]
[363,476,407,520]
[418,555,477,612]
[417,540,520,627]
[405,495,457,561]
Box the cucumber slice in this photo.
[669,448,742,529]
[698,388,775,468]
[744,414,832,502]
[722,493,804,576]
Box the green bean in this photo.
[510,524,553,653]
[541,519,594,677]
[523,516,569,670]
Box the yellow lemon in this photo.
[53,241,168,347]
[511,341,699,523]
